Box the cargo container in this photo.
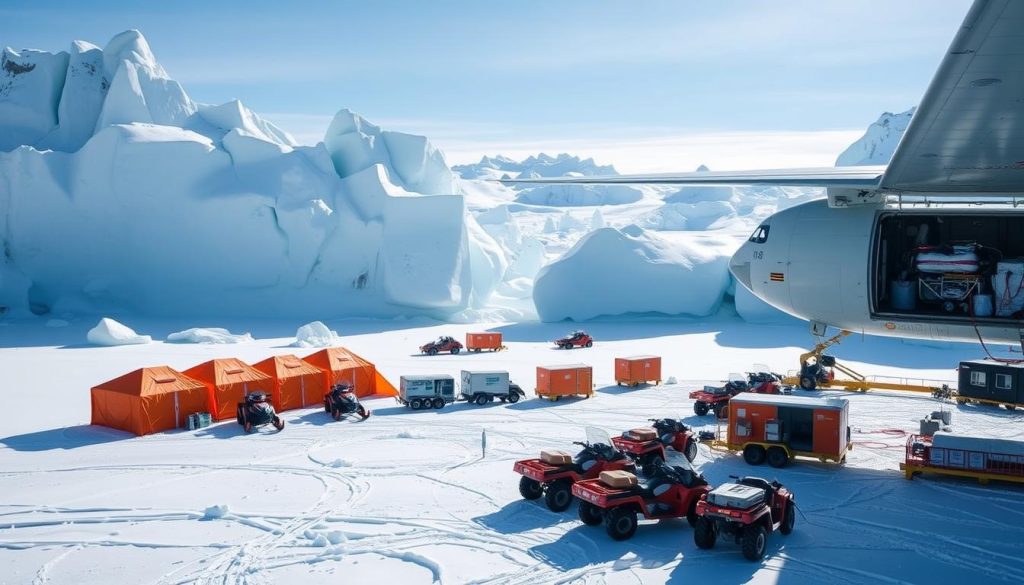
[614,355,662,387]
[536,364,593,401]
[902,431,1024,485]
[720,393,850,467]
[466,332,504,352]
[957,360,1024,409]
[460,370,525,405]
[398,375,455,410]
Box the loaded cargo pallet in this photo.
[901,433,1024,485]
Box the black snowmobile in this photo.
[323,383,371,421]
[236,391,285,433]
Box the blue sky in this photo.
[4,0,972,171]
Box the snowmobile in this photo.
[572,459,711,541]
[323,383,371,421]
[236,391,284,433]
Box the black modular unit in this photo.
[958,360,1024,405]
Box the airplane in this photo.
[504,0,1024,345]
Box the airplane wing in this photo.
[500,166,885,190]
[881,0,1024,193]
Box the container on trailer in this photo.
[727,393,850,462]
[460,370,510,398]
[614,355,662,386]
[466,332,503,352]
[536,364,593,399]
[399,374,456,408]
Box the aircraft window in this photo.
[749,225,770,244]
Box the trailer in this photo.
[901,432,1024,485]
[712,393,851,467]
[957,360,1024,410]
[466,332,505,352]
[536,364,593,401]
[398,375,456,410]
[614,355,661,387]
[460,370,525,405]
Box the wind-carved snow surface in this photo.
[0,31,505,319]
[836,108,914,166]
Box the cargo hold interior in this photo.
[872,212,1024,324]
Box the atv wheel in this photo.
[507,392,520,404]
[544,480,573,512]
[684,439,698,463]
[604,507,638,541]
[694,517,716,549]
[475,394,488,406]
[743,444,766,466]
[767,447,789,468]
[519,476,543,500]
[800,376,816,391]
[428,348,438,356]
[410,398,422,410]
[780,498,796,535]
[323,398,331,413]
[243,421,253,434]
[452,347,460,354]
[332,409,342,421]
[236,405,245,426]
[713,401,727,419]
[432,397,445,409]
[272,417,285,431]
[584,340,593,348]
[686,498,700,527]
[694,401,709,416]
[741,525,768,561]
[578,501,603,526]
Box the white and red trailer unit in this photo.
[902,431,1024,485]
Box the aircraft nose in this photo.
[730,243,753,291]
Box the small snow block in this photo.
[626,428,657,441]
[541,450,572,465]
[599,470,637,489]
[707,483,764,509]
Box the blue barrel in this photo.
[891,280,916,311]
[973,294,994,317]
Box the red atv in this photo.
[612,418,697,473]
[690,371,784,417]
[554,330,593,350]
[420,335,463,355]
[514,428,634,512]
[572,461,711,540]
[693,476,795,561]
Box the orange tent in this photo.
[252,354,328,412]
[302,347,397,398]
[91,366,208,436]
[183,358,273,421]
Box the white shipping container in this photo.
[460,370,510,398]
[400,375,455,401]
[968,451,986,470]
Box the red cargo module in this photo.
[615,355,661,387]
[723,394,850,467]
[466,332,503,352]
[536,364,593,401]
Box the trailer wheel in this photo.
[519,477,543,500]
[578,501,603,526]
[432,397,445,409]
[741,525,768,561]
[767,447,789,468]
[604,507,638,541]
[684,439,698,463]
[410,398,422,410]
[475,394,488,406]
[694,517,716,549]
[800,376,816,390]
[694,401,709,416]
[544,480,573,512]
[507,392,520,404]
[743,445,766,466]
[780,498,796,535]
[474,348,481,353]
[713,401,727,419]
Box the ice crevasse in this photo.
[0,30,506,318]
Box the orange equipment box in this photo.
[615,355,662,386]
[727,393,850,463]
[536,364,593,399]
[466,332,503,352]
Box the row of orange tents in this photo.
[90,347,397,436]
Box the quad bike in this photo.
[747,371,784,394]
[420,336,464,355]
[513,427,634,512]
[571,460,711,541]
[553,330,593,350]
[690,370,784,417]
[693,475,796,561]
[236,391,284,433]
[323,383,371,421]
[612,418,697,473]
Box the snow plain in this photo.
[2,315,1023,585]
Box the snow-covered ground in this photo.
[2,315,1023,584]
